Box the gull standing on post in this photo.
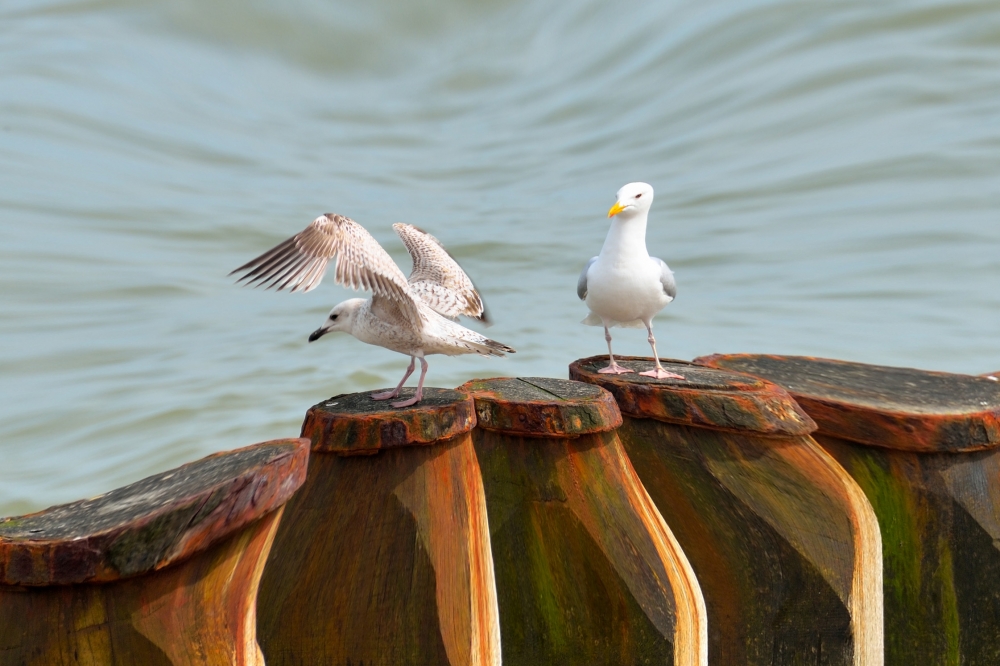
[231,214,515,407]
[577,182,684,380]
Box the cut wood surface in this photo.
[458,377,707,666]
[257,388,500,666]
[696,354,1000,452]
[572,356,883,666]
[0,437,309,665]
[696,354,1000,666]
[300,386,476,454]
[567,356,816,436]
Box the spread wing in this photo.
[577,256,597,300]
[230,214,420,323]
[393,223,490,323]
[653,257,677,301]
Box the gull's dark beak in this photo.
[308,327,327,343]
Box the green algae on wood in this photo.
[301,387,476,454]
[461,376,621,436]
[569,355,816,437]
[573,357,883,666]
[0,438,308,665]
[695,353,1000,666]
[695,354,1000,452]
[458,377,706,666]
[257,389,500,666]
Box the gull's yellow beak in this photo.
[607,201,626,218]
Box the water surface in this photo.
[2,0,999,515]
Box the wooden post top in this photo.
[695,354,1000,452]
[0,438,308,587]
[301,388,476,454]
[569,355,816,437]
[456,377,622,438]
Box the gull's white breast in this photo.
[585,256,671,325]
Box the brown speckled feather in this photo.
[393,223,490,323]
[230,214,420,324]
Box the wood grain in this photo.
[257,388,500,666]
[695,354,1000,665]
[696,354,1000,452]
[573,357,883,666]
[459,377,707,666]
[0,438,308,665]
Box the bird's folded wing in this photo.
[577,257,597,300]
[653,257,677,300]
[393,223,490,323]
[231,214,420,322]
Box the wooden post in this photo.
[572,356,883,666]
[457,376,707,666]
[257,388,500,666]
[0,438,308,665]
[695,354,1000,666]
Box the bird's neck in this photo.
[599,213,649,261]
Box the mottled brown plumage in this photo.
[230,214,511,407]
[394,223,489,323]
[230,214,491,327]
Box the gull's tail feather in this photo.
[450,328,515,358]
[458,331,515,358]
[475,336,516,358]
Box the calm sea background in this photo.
[2,0,999,516]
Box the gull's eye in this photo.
[330,314,338,321]
[635,193,642,199]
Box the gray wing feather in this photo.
[653,257,677,300]
[577,257,597,300]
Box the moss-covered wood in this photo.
[301,387,476,454]
[257,389,500,666]
[569,355,816,437]
[696,354,1000,453]
[0,438,309,665]
[573,357,883,666]
[460,376,621,437]
[459,377,707,666]
[696,354,1000,666]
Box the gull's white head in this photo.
[607,182,654,218]
[308,298,365,342]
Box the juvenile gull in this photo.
[231,214,515,407]
[577,182,684,380]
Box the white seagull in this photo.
[577,182,684,380]
[231,214,515,407]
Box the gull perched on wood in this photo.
[577,182,684,380]
[231,214,515,407]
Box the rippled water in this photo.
[2,0,999,515]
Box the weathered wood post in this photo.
[457,376,707,666]
[571,356,883,666]
[695,354,1000,666]
[257,388,500,666]
[0,437,308,665]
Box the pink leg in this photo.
[638,321,684,380]
[391,357,429,408]
[371,356,416,400]
[598,323,633,375]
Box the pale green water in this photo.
[2,0,999,516]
